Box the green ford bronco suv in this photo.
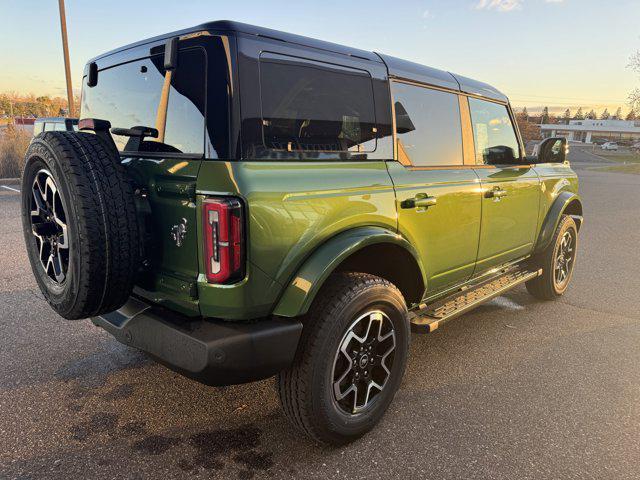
[21,21,582,445]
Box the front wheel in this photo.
[277,272,410,445]
[526,215,578,300]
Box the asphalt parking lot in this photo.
[1,148,639,480]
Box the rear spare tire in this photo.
[21,131,140,319]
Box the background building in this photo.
[540,119,640,144]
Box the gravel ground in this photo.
[1,148,639,479]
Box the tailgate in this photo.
[126,157,202,316]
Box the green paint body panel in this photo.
[194,160,398,319]
[127,155,579,321]
[473,166,541,272]
[385,162,481,293]
[532,163,582,253]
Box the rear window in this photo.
[81,48,206,156]
[255,53,377,158]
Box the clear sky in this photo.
[1,0,639,114]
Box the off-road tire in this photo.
[277,272,410,445]
[21,131,140,319]
[526,215,578,300]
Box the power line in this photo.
[506,92,628,102]
[509,99,627,106]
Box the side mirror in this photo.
[482,145,518,165]
[529,137,568,164]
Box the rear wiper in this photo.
[111,126,158,151]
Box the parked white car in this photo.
[601,142,619,151]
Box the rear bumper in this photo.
[91,297,302,386]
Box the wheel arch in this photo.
[535,191,583,254]
[272,227,426,318]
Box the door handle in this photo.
[485,187,508,199]
[401,193,437,210]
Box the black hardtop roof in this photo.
[90,20,507,103]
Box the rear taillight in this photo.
[203,198,244,284]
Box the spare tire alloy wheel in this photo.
[29,169,69,285]
[332,310,396,414]
[22,131,140,319]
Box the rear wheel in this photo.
[277,272,410,445]
[21,131,140,319]
[526,215,578,300]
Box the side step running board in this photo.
[409,268,542,334]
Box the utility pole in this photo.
[58,0,74,117]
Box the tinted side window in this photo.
[256,54,377,158]
[468,98,520,165]
[392,82,463,167]
[81,49,206,156]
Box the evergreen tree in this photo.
[541,106,550,124]
[613,107,623,119]
[625,109,637,120]
[629,50,640,114]
[563,108,571,124]
[586,109,597,120]
[600,108,610,120]
[574,107,584,120]
[522,106,528,120]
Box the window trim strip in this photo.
[458,95,476,166]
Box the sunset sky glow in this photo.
[2,0,639,115]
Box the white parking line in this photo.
[1,185,20,193]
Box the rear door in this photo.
[80,35,233,315]
[466,97,540,273]
[386,81,482,294]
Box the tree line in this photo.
[518,106,637,125]
[0,92,79,120]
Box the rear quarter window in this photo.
[249,53,377,159]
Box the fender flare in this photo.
[272,227,426,318]
[534,191,583,254]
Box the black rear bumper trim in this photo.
[91,298,302,386]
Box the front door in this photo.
[387,82,482,295]
[467,97,540,273]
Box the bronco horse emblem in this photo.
[170,218,188,247]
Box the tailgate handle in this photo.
[155,180,196,198]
